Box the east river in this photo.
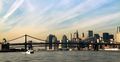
[0,51,120,62]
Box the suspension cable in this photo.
[8,35,25,42]
[27,35,46,41]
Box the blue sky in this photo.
[0,0,120,39]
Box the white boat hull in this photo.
[25,50,34,54]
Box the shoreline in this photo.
[0,50,120,53]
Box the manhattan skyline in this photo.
[0,0,120,40]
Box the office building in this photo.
[81,32,85,38]
[94,34,100,39]
[103,33,110,43]
[46,34,57,49]
[116,26,120,43]
[62,35,68,48]
[116,33,120,43]
[88,30,93,37]
[74,30,79,39]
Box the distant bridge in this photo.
[0,34,47,50]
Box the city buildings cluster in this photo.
[45,26,120,51]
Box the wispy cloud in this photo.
[0,0,3,12]
[72,12,120,29]
[0,0,120,38]
[43,0,114,26]
[1,0,24,22]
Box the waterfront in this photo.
[0,51,120,62]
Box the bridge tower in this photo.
[25,34,27,50]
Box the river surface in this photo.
[0,51,120,62]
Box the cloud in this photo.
[0,0,25,33]
[0,0,120,39]
[1,0,24,22]
[7,0,118,32]
[25,0,35,12]
[0,0,3,12]
[51,12,120,34]
[43,0,113,27]
[71,12,120,30]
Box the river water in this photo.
[0,51,120,62]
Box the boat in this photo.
[25,50,34,54]
[69,49,72,51]
[104,48,119,51]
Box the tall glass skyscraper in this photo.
[46,34,57,49]
[62,35,68,48]
[88,30,93,37]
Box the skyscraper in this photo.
[88,30,93,37]
[109,34,114,39]
[119,27,120,32]
[117,26,119,33]
[94,34,100,39]
[62,35,68,48]
[103,33,110,43]
[82,33,85,38]
[70,33,72,41]
[46,34,57,49]
[76,30,79,39]
[74,30,79,39]
[117,26,120,33]
[116,26,120,43]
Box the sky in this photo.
[0,0,120,41]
